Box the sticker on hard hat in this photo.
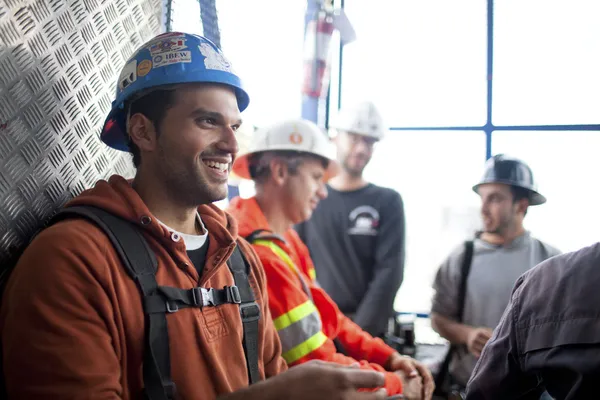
[199,43,234,72]
[289,132,303,144]
[137,59,152,77]
[147,35,187,55]
[153,51,192,68]
[118,59,137,90]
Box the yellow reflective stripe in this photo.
[254,240,297,273]
[272,300,317,331]
[253,238,326,363]
[278,308,323,357]
[255,239,316,281]
[281,331,328,364]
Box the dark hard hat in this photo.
[473,154,546,206]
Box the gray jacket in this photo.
[467,242,600,399]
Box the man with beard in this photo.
[295,101,405,339]
[430,154,560,393]
[0,32,392,400]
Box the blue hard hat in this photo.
[100,32,250,151]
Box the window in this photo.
[170,0,203,36]
[171,1,307,128]
[333,0,600,316]
[217,0,306,127]
[493,131,600,252]
[363,131,486,313]
[493,0,600,126]
[339,0,487,127]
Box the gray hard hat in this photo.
[473,154,546,206]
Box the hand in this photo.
[280,361,389,400]
[466,327,493,358]
[218,360,389,400]
[395,369,423,400]
[385,353,434,399]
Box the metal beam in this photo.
[389,126,485,131]
[164,0,173,32]
[388,124,600,131]
[337,0,345,112]
[301,0,321,124]
[485,0,494,160]
[200,0,221,48]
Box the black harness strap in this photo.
[227,246,261,385]
[245,229,286,244]
[434,239,475,395]
[50,206,175,400]
[144,285,241,314]
[457,240,474,322]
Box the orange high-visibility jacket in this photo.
[228,197,403,395]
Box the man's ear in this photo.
[517,198,529,215]
[128,113,157,152]
[269,158,288,186]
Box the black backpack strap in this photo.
[245,229,286,244]
[227,244,261,385]
[434,240,475,394]
[143,285,242,314]
[457,240,474,321]
[50,206,176,400]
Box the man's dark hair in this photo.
[511,186,531,215]
[249,150,328,185]
[126,88,178,167]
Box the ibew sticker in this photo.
[148,37,187,55]
[118,59,137,90]
[152,51,192,68]
[199,43,233,72]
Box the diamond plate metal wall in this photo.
[0,0,162,270]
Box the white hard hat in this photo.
[229,120,256,182]
[331,101,386,140]
[232,118,340,181]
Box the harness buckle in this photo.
[239,302,261,322]
[225,285,242,304]
[166,301,179,313]
[192,287,216,307]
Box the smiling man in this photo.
[0,32,392,400]
[430,154,561,394]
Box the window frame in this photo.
[328,0,600,162]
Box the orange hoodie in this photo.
[227,196,403,395]
[0,175,287,399]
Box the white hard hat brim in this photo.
[232,153,252,180]
[333,126,384,140]
[232,149,340,182]
[330,100,387,140]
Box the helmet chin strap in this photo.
[125,103,132,141]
